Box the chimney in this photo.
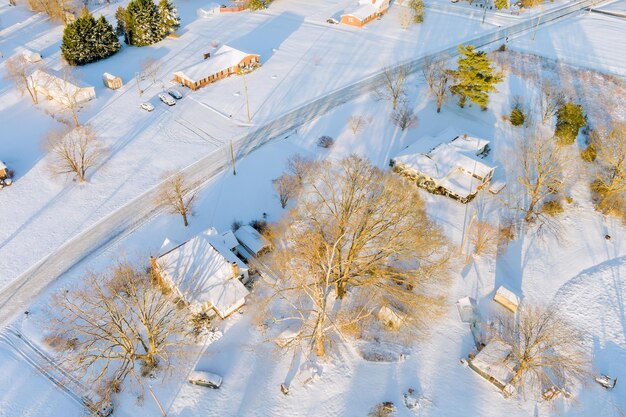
[203,52,211,60]
[231,262,239,278]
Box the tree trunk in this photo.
[182,212,189,227]
[315,332,325,357]
[336,280,347,299]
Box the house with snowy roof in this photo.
[341,0,390,27]
[29,69,96,106]
[468,340,518,396]
[151,227,249,319]
[173,45,259,91]
[390,128,495,203]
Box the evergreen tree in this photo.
[122,0,165,46]
[61,8,120,65]
[115,6,130,42]
[158,0,180,35]
[450,44,503,110]
[555,102,586,145]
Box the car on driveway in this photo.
[188,370,222,389]
[159,93,176,106]
[140,102,155,112]
[326,17,339,24]
[167,88,183,100]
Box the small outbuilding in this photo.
[0,160,12,188]
[234,225,272,259]
[22,49,42,63]
[456,296,480,323]
[493,286,520,313]
[377,305,405,329]
[102,72,123,90]
[151,227,250,319]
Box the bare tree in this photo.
[262,156,450,357]
[158,172,197,227]
[45,125,105,182]
[422,56,452,113]
[348,115,368,135]
[377,66,408,110]
[511,133,565,223]
[286,154,312,187]
[141,57,161,88]
[27,0,76,22]
[4,54,43,104]
[50,67,87,127]
[540,80,565,123]
[591,122,626,214]
[469,220,499,256]
[390,105,418,131]
[490,305,589,399]
[48,261,190,399]
[273,173,299,209]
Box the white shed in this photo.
[102,72,123,90]
[456,296,480,323]
[493,286,520,313]
[234,225,272,258]
[377,305,405,329]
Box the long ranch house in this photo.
[173,45,259,91]
[391,128,495,203]
[341,0,390,27]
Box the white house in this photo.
[151,228,250,319]
[234,225,272,259]
[29,69,96,106]
[469,340,518,396]
[197,3,221,17]
[391,128,495,203]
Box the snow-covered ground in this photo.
[509,11,626,77]
[1,0,625,415]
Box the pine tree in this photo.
[123,0,165,46]
[61,8,120,65]
[158,0,180,35]
[450,44,503,110]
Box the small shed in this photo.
[493,286,520,313]
[456,296,480,323]
[197,2,221,17]
[234,225,272,259]
[22,49,42,63]
[469,340,518,396]
[275,327,301,348]
[102,72,123,90]
[377,305,405,329]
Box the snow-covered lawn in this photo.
[509,12,626,77]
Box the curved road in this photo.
[0,0,602,328]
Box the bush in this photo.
[189,311,213,338]
[249,218,269,235]
[231,219,242,231]
[555,102,586,145]
[495,0,508,9]
[580,143,596,162]
[510,107,525,126]
[317,135,335,148]
[540,199,564,216]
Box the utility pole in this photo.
[135,72,143,96]
[230,140,236,176]
[242,71,251,123]
[482,0,488,24]
[148,385,167,417]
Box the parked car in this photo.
[159,93,176,106]
[326,17,339,24]
[140,102,155,112]
[188,370,223,389]
[167,88,183,100]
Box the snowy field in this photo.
[1,57,625,415]
[509,11,626,77]
[0,0,499,292]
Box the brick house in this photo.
[341,0,390,27]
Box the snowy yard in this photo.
[0,0,625,415]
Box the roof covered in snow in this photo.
[471,341,518,387]
[29,69,96,104]
[393,128,495,198]
[342,0,388,20]
[173,45,258,83]
[156,227,249,317]
[234,225,271,256]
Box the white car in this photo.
[159,93,176,106]
[167,88,183,100]
[188,370,222,389]
[140,102,155,112]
